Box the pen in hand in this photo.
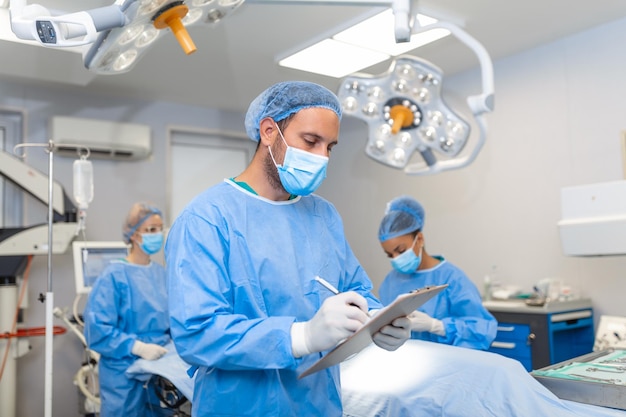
[315,276,369,315]
[315,276,340,295]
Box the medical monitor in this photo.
[73,241,129,295]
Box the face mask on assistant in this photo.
[390,234,422,274]
[139,232,164,255]
[268,123,329,196]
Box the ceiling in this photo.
[3,0,626,113]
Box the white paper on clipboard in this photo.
[298,284,448,379]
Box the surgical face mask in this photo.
[390,235,422,274]
[268,124,329,196]
[139,232,164,255]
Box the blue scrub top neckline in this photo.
[230,177,297,200]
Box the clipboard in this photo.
[298,284,448,379]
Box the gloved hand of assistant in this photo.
[132,340,168,361]
[372,316,411,351]
[291,291,369,357]
[408,310,445,336]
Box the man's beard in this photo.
[264,144,284,192]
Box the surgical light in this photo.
[8,0,245,75]
[83,0,245,74]
[337,21,494,175]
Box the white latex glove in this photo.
[132,340,168,361]
[291,291,369,357]
[408,311,446,336]
[372,316,411,351]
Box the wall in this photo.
[1,14,626,417]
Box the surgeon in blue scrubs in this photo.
[378,195,497,350]
[84,203,171,417]
[166,81,412,417]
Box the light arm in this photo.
[404,20,494,175]
[9,0,126,47]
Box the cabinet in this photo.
[484,299,595,371]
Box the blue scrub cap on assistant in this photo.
[378,196,425,242]
[244,81,342,141]
[122,202,162,244]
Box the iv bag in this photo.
[73,158,94,209]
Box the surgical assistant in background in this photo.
[84,203,171,417]
[378,195,497,350]
[165,81,411,417]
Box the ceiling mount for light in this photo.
[337,21,494,175]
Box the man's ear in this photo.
[259,117,277,146]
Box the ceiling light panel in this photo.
[278,39,389,78]
[278,9,449,78]
[333,9,449,56]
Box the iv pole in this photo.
[14,141,56,417]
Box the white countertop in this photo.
[483,298,592,314]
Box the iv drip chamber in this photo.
[73,158,94,210]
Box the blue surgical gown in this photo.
[165,179,381,417]
[84,260,171,417]
[379,257,497,350]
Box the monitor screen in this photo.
[73,241,129,295]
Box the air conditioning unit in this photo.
[50,116,151,160]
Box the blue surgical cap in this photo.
[378,196,425,242]
[123,203,162,244]
[244,81,342,141]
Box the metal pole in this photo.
[44,141,54,417]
